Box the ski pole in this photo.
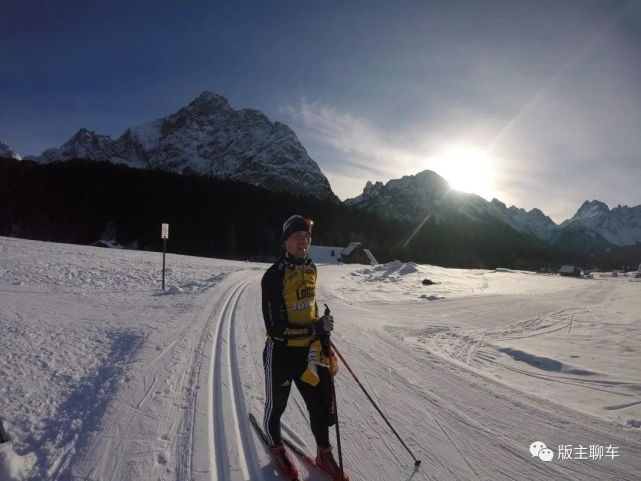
[329,366,345,477]
[323,305,345,479]
[330,341,422,467]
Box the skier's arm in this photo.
[261,268,315,340]
[261,267,285,337]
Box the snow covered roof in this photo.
[308,245,344,264]
[559,265,578,273]
[363,248,379,265]
[340,242,361,257]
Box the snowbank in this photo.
[0,236,250,480]
[0,444,37,481]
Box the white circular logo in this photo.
[530,441,546,457]
[538,448,554,462]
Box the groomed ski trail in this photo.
[190,273,257,481]
[199,270,641,481]
[193,273,326,481]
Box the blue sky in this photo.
[1,0,640,222]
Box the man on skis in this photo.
[261,215,348,481]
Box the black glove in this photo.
[315,314,334,337]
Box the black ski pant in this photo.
[263,338,330,448]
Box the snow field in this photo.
[0,236,252,480]
[1,237,640,480]
[331,260,641,428]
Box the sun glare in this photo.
[432,147,496,200]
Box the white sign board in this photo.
[161,223,169,239]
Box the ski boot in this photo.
[316,446,349,481]
[270,442,299,480]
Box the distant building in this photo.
[308,245,344,264]
[340,242,378,265]
[309,243,379,265]
[559,265,582,277]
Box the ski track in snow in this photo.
[1,237,640,480]
[209,276,256,480]
[201,273,326,481]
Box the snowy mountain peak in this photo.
[528,207,547,218]
[487,199,558,241]
[414,169,449,187]
[562,200,641,246]
[67,128,114,147]
[31,91,337,201]
[0,140,21,160]
[73,128,96,138]
[346,165,641,248]
[345,170,453,220]
[38,129,119,163]
[576,200,610,216]
[359,170,447,197]
[193,90,230,106]
[361,180,384,198]
[564,200,611,225]
[185,90,232,115]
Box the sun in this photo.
[432,146,497,200]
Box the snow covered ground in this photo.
[0,236,639,480]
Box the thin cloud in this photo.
[281,99,425,180]
[280,76,641,219]
[281,100,508,202]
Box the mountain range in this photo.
[0,141,21,160]
[21,92,336,202]
[345,171,641,256]
[2,91,639,257]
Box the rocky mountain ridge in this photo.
[346,170,641,249]
[28,92,337,201]
[0,141,21,160]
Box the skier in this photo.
[261,215,348,481]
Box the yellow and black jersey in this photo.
[261,254,319,346]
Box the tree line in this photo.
[0,157,588,269]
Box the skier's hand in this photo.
[301,340,324,386]
[322,350,339,375]
[316,314,333,335]
[306,340,325,366]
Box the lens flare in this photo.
[433,147,496,200]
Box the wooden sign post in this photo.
[0,417,9,443]
[161,223,169,290]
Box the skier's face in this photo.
[285,231,311,259]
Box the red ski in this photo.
[249,412,321,480]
